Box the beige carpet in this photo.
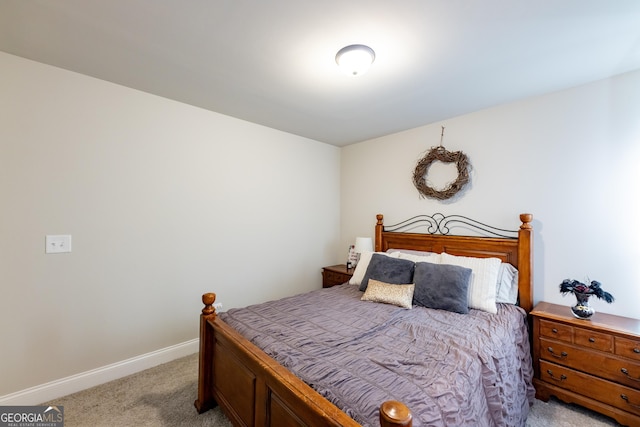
[43,352,622,426]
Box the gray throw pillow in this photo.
[413,262,472,314]
[359,254,415,291]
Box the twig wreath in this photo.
[412,127,471,200]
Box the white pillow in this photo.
[348,251,399,286]
[392,251,441,264]
[386,248,438,257]
[440,253,501,314]
[496,263,519,305]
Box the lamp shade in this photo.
[354,237,373,253]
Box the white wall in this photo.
[342,70,640,320]
[0,52,341,397]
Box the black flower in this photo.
[559,279,614,303]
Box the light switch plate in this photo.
[46,235,72,254]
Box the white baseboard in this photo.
[0,338,199,406]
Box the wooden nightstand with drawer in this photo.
[321,264,354,288]
[531,301,640,426]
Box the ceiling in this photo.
[1,1,640,146]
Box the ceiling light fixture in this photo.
[335,44,375,76]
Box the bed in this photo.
[195,213,535,426]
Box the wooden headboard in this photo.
[374,213,534,313]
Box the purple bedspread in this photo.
[220,285,534,427]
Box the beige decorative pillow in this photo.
[361,279,415,309]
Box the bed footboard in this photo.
[195,293,413,427]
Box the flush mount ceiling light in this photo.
[335,44,375,76]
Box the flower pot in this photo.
[571,292,595,319]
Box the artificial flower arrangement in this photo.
[559,279,614,302]
[559,279,614,318]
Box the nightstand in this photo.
[531,301,640,426]
[321,264,354,288]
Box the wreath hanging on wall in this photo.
[412,127,471,200]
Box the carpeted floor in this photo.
[43,352,622,426]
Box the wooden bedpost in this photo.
[518,214,534,313]
[375,214,384,252]
[194,292,217,413]
[380,400,412,427]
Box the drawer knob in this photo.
[620,368,640,382]
[620,394,640,410]
[546,369,567,382]
[551,328,558,334]
[588,337,595,343]
[634,348,640,354]
[547,347,568,359]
